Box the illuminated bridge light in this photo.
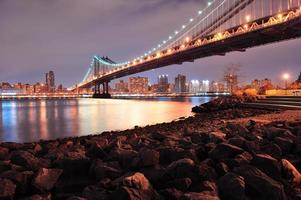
[277,14,283,19]
[181,44,186,49]
[245,15,251,22]
[185,37,190,43]
[167,49,172,54]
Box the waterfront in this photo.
[0,97,212,143]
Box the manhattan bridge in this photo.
[70,0,301,98]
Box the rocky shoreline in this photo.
[0,98,301,200]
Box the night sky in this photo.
[0,0,300,87]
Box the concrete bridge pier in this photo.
[92,82,111,98]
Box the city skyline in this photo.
[0,0,301,87]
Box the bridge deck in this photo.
[76,8,301,89]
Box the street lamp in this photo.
[283,73,290,95]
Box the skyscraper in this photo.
[46,71,55,92]
[175,74,186,93]
[129,77,148,94]
[158,75,169,93]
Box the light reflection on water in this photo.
[0,97,212,143]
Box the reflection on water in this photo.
[0,97,212,143]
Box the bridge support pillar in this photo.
[93,82,111,98]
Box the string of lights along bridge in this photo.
[70,0,301,98]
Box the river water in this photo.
[0,97,212,143]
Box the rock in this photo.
[251,154,281,180]
[10,150,39,170]
[234,165,286,200]
[281,159,301,184]
[208,131,226,143]
[226,123,255,140]
[53,151,90,176]
[158,147,198,165]
[197,159,218,181]
[260,143,282,159]
[0,170,34,195]
[228,136,246,148]
[67,196,87,200]
[139,166,166,187]
[0,147,9,160]
[180,191,220,200]
[86,139,109,158]
[218,172,246,200]
[215,162,229,176]
[166,158,196,180]
[160,188,183,200]
[138,148,160,167]
[198,181,218,194]
[21,194,52,200]
[82,185,108,200]
[89,159,123,180]
[209,143,244,161]
[274,137,294,154]
[265,127,296,140]
[165,178,192,191]
[1,142,24,151]
[32,168,63,192]
[110,148,139,169]
[0,178,16,199]
[111,172,160,200]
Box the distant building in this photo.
[201,80,210,93]
[158,75,169,93]
[115,80,128,93]
[129,77,148,94]
[33,82,47,93]
[189,80,200,93]
[224,74,238,93]
[175,74,186,93]
[251,78,274,94]
[296,72,301,84]
[46,71,55,92]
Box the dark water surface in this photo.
[0,97,212,142]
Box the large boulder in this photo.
[0,178,16,199]
[209,143,244,161]
[0,170,34,195]
[53,151,90,176]
[0,147,9,160]
[251,154,281,180]
[274,137,293,155]
[10,150,40,170]
[82,185,108,200]
[32,168,63,192]
[110,172,160,200]
[166,158,197,180]
[138,148,160,167]
[160,188,183,200]
[158,147,198,165]
[265,127,296,140]
[234,165,286,200]
[260,143,282,159]
[89,159,123,180]
[109,148,139,169]
[218,172,246,200]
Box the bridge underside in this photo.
[78,12,301,90]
